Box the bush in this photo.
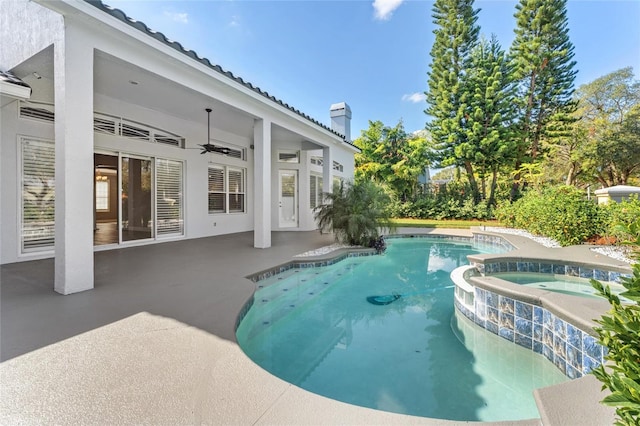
[601,196,640,243]
[314,180,393,246]
[591,220,640,425]
[495,185,606,246]
[387,187,494,221]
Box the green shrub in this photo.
[591,220,640,425]
[496,185,606,246]
[601,196,640,243]
[314,180,393,246]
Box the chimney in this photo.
[330,102,351,141]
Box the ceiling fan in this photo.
[199,108,231,155]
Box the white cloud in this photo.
[164,10,188,24]
[373,0,404,21]
[228,15,240,27]
[402,92,426,103]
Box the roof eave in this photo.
[0,80,31,100]
[73,0,354,147]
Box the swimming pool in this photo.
[236,238,568,422]
[493,272,624,299]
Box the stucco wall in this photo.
[0,0,62,71]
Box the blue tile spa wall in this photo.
[479,260,630,284]
[455,289,607,379]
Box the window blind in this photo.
[156,159,184,236]
[21,138,55,252]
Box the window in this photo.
[21,137,55,252]
[19,102,187,149]
[278,151,299,163]
[208,166,225,213]
[209,165,246,214]
[156,159,184,236]
[333,161,344,172]
[310,174,323,209]
[95,180,109,211]
[310,156,323,166]
[228,168,245,213]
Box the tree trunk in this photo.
[510,157,522,201]
[488,169,498,207]
[463,161,480,204]
[565,163,577,186]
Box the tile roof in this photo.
[0,70,31,89]
[85,0,353,145]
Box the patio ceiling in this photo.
[10,47,323,147]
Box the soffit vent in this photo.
[19,102,54,122]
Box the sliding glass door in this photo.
[94,153,183,246]
[121,156,153,242]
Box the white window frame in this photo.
[19,136,55,254]
[208,164,246,214]
[278,150,300,163]
[310,156,324,166]
[310,174,323,209]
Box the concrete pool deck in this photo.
[1,228,620,425]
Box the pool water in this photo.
[236,239,568,422]
[493,272,624,299]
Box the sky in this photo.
[104,0,640,139]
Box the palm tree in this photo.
[314,180,394,248]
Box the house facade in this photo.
[0,0,358,294]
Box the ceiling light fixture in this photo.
[199,108,230,155]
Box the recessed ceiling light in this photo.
[129,80,139,85]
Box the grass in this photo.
[390,218,502,229]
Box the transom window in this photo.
[278,151,299,163]
[208,165,246,214]
[310,156,324,166]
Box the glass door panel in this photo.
[94,153,119,246]
[279,170,298,228]
[121,156,153,242]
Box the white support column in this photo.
[253,118,271,248]
[322,146,333,195]
[53,28,94,294]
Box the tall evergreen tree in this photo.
[464,35,517,206]
[509,0,578,188]
[425,0,481,202]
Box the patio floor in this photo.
[0,229,618,425]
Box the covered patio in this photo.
[1,231,338,361]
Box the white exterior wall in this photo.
[0,0,62,70]
[93,94,255,240]
[1,0,358,268]
[0,0,62,265]
[1,101,56,263]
